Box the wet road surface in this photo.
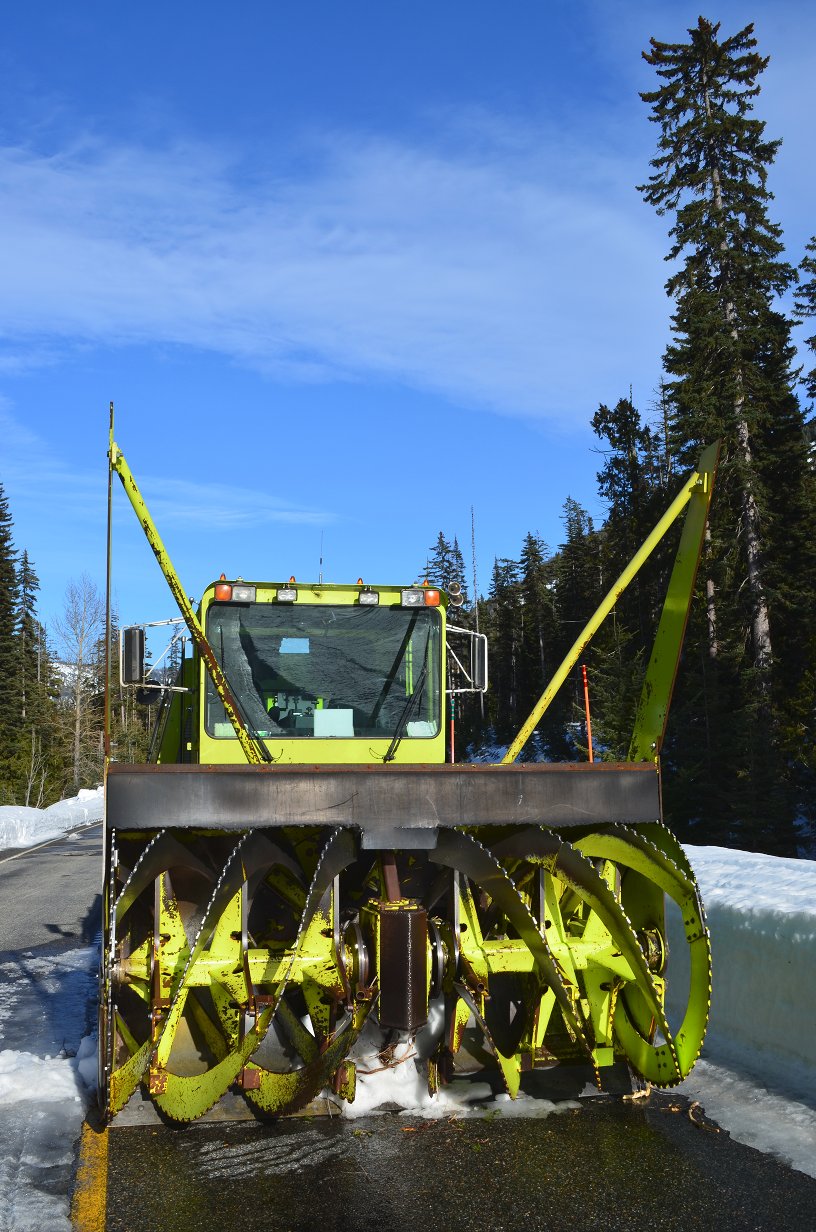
[103,1094,816,1232]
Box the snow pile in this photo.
[0,787,103,850]
[668,845,816,1102]
[666,844,816,1178]
[0,1051,84,1106]
[342,1021,577,1121]
[0,1049,92,1232]
[0,946,97,1232]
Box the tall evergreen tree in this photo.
[518,534,551,698]
[10,551,56,805]
[549,500,601,759]
[449,537,469,606]
[592,397,667,644]
[0,484,19,797]
[17,552,42,723]
[483,557,522,743]
[423,531,469,604]
[639,17,816,848]
[589,398,667,757]
[795,236,816,404]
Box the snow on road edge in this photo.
[668,844,816,1178]
[0,787,103,850]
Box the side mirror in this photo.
[122,627,146,685]
[472,634,488,692]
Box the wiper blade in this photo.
[367,611,419,727]
[382,664,427,764]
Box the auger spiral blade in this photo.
[429,829,594,1062]
[574,823,711,1083]
[101,827,361,1122]
[491,827,690,1085]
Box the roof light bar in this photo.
[214,581,256,602]
[401,588,441,608]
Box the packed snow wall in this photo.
[667,845,816,1101]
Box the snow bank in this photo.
[0,787,103,851]
[0,1049,92,1232]
[0,944,97,1232]
[664,845,816,1178]
[667,845,816,1102]
[677,1059,816,1180]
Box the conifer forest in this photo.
[1,18,814,855]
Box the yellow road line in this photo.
[71,1119,108,1232]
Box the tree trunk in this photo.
[704,524,718,660]
[704,73,773,672]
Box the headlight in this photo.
[401,588,440,607]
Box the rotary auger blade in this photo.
[429,829,594,1062]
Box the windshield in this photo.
[205,602,441,740]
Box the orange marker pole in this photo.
[581,664,594,763]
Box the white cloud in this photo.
[0,403,329,530]
[0,121,670,424]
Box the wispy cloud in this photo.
[0,403,330,529]
[0,119,671,424]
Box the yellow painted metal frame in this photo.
[109,425,266,765]
[502,442,720,765]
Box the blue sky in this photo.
[1,1,814,631]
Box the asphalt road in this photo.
[104,1100,816,1232]
[0,824,103,954]
[3,822,816,1231]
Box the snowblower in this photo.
[99,406,717,1123]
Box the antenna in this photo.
[471,505,484,720]
[104,401,114,762]
[470,507,479,628]
[319,531,324,585]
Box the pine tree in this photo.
[449,537,470,607]
[10,552,57,805]
[550,500,601,760]
[424,531,469,604]
[589,398,667,757]
[639,17,816,849]
[795,237,816,404]
[17,552,41,723]
[0,484,19,798]
[592,397,667,645]
[518,534,551,688]
[483,557,522,744]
